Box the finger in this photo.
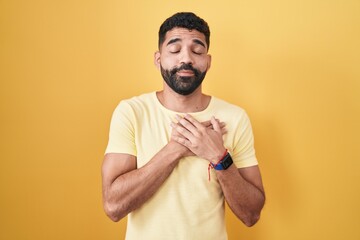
[203,119,225,130]
[202,120,212,128]
[176,115,199,135]
[183,114,204,130]
[218,120,227,134]
[171,133,192,148]
[171,121,194,140]
[221,127,228,135]
[171,128,181,137]
[211,116,221,133]
[213,118,226,129]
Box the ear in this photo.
[154,51,161,70]
[207,54,212,70]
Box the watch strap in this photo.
[212,152,233,170]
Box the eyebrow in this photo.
[166,38,206,48]
[166,38,181,46]
[193,39,206,48]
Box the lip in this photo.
[177,70,194,76]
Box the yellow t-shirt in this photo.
[105,92,258,240]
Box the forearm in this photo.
[216,165,265,227]
[170,114,265,225]
[104,143,183,221]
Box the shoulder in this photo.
[211,96,247,116]
[109,92,157,122]
[114,92,156,111]
[119,92,155,106]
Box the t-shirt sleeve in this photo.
[231,110,258,168]
[105,101,137,156]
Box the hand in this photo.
[171,114,227,163]
[170,118,226,158]
[201,119,228,135]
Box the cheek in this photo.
[197,60,210,72]
[160,55,176,69]
[193,55,210,69]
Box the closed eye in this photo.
[168,45,181,54]
[193,51,203,55]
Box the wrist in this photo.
[211,152,233,170]
[207,149,233,181]
[210,149,233,170]
[166,141,186,160]
[211,148,228,165]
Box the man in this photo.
[102,12,265,240]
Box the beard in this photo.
[160,64,207,96]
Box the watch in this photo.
[212,153,233,170]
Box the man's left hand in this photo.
[171,114,227,164]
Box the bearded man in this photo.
[102,12,265,240]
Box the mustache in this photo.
[170,64,199,76]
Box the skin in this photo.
[102,27,265,227]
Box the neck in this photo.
[156,85,210,113]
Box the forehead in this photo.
[163,27,207,46]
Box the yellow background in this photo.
[1,0,359,239]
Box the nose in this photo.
[179,49,194,65]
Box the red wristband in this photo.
[208,149,228,181]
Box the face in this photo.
[155,28,211,95]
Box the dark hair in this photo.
[158,12,210,50]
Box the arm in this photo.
[171,114,265,227]
[215,164,265,227]
[102,118,227,222]
[101,141,186,222]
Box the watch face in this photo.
[221,154,233,169]
[222,160,231,169]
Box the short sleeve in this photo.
[231,111,258,168]
[105,101,137,156]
